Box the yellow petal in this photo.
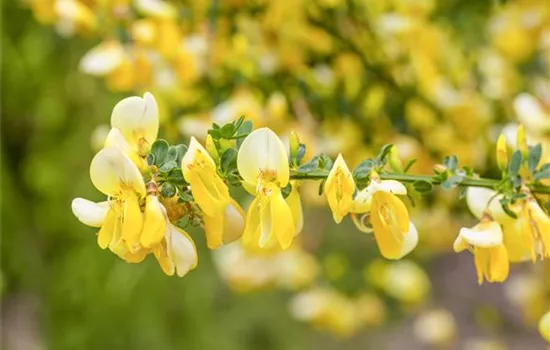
[473,247,490,285]
[123,248,150,263]
[153,240,175,276]
[97,208,117,249]
[71,198,109,227]
[121,193,144,251]
[324,154,355,223]
[203,213,224,250]
[502,218,534,262]
[103,127,145,168]
[396,221,418,259]
[134,0,177,19]
[528,199,550,258]
[286,184,304,236]
[222,199,246,244]
[168,224,198,277]
[140,195,166,248]
[237,128,289,188]
[186,170,228,217]
[350,188,372,214]
[182,137,216,170]
[459,221,503,248]
[90,147,146,197]
[488,245,509,283]
[370,192,409,259]
[351,213,373,233]
[110,92,159,154]
[243,196,261,249]
[270,187,295,249]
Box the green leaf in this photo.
[443,155,458,172]
[165,146,178,163]
[234,120,253,138]
[413,180,433,193]
[540,163,550,172]
[167,169,186,185]
[220,148,238,172]
[147,153,155,166]
[208,128,222,139]
[376,144,393,164]
[534,169,550,181]
[528,144,542,173]
[296,144,306,165]
[403,159,417,173]
[159,160,178,173]
[441,174,464,190]
[174,144,188,165]
[318,179,326,195]
[281,183,292,198]
[508,150,523,176]
[220,123,235,138]
[160,183,176,198]
[233,115,245,130]
[151,139,169,166]
[499,198,518,219]
[297,156,320,173]
[318,154,334,170]
[353,159,374,179]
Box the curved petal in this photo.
[71,198,109,227]
[121,192,144,252]
[169,224,198,277]
[140,196,167,248]
[203,213,224,250]
[351,213,373,233]
[350,188,372,214]
[243,196,261,249]
[270,187,295,249]
[487,245,509,283]
[182,137,216,170]
[222,199,246,244]
[286,184,304,236]
[153,240,175,276]
[465,187,513,224]
[539,310,550,342]
[459,221,503,248]
[237,128,289,187]
[396,221,418,258]
[370,180,407,195]
[110,92,159,152]
[97,208,117,249]
[90,147,146,197]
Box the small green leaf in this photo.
[159,160,178,173]
[295,144,306,165]
[160,183,176,198]
[220,148,238,172]
[441,175,464,190]
[376,144,393,164]
[318,154,334,170]
[413,180,433,193]
[499,198,518,219]
[443,155,458,172]
[174,144,188,165]
[220,124,235,138]
[403,159,417,173]
[540,163,550,172]
[297,156,320,173]
[281,183,292,198]
[508,150,523,176]
[534,169,550,181]
[233,115,245,130]
[147,154,155,166]
[528,144,542,173]
[353,159,374,179]
[208,128,222,139]
[167,169,186,185]
[151,139,169,165]
[165,146,178,163]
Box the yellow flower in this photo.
[324,154,355,223]
[181,137,245,249]
[523,197,550,259]
[153,220,198,277]
[454,218,509,284]
[110,92,159,156]
[237,128,295,249]
[539,310,550,343]
[360,179,413,259]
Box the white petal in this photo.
[79,41,124,76]
[370,180,408,195]
[397,221,418,258]
[110,92,159,148]
[222,201,245,244]
[71,198,109,227]
[466,187,496,219]
[168,224,198,277]
[453,235,468,252]
[237,128,289,187]
[103,127,134,154]
[459,222,503,248]
[90,147,146,197]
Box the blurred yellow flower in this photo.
[539,310,550,343]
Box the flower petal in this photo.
[121,192,144,251]
[270,187,295,249]
[97,208,117,249]
[169,224,198,277]
[324,153,355,223]
[459,221,503,248]
[71,198,109,227]
[396,221,418,259]
[286,184,304,236]
[90,147,146,197]
[237,128,289,188]
[222,199,246,244]
[140,196,166,248]
[110,92,159,152]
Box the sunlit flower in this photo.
[454,217,509,284]
[237,128,295,249]
[324,154,355,223]
[110,92,159,156]
[182,137,245,249]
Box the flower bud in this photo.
[205,134,220,164]
[496,134,508,172]
[289,131,301,164]
[389,146,403,172]
[434,164,447,173]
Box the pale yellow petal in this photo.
[110,92,159,151]
[140,196,166,248]
[222,199,246,244]
[243,196,261,248]
[488,245,509,283]
[153,240,175,276]
[90,147,146,197]
[324,153,355,223]
[459,221,503,248]
[182,137,216,170]
[539,310,550,343]
[286,184,304,236]
[97,208,117,249]
[71,198,109,227]
[396,221,418,258]
[237,127,289,187]
[168,224,198,277]
[203,213,224,250]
